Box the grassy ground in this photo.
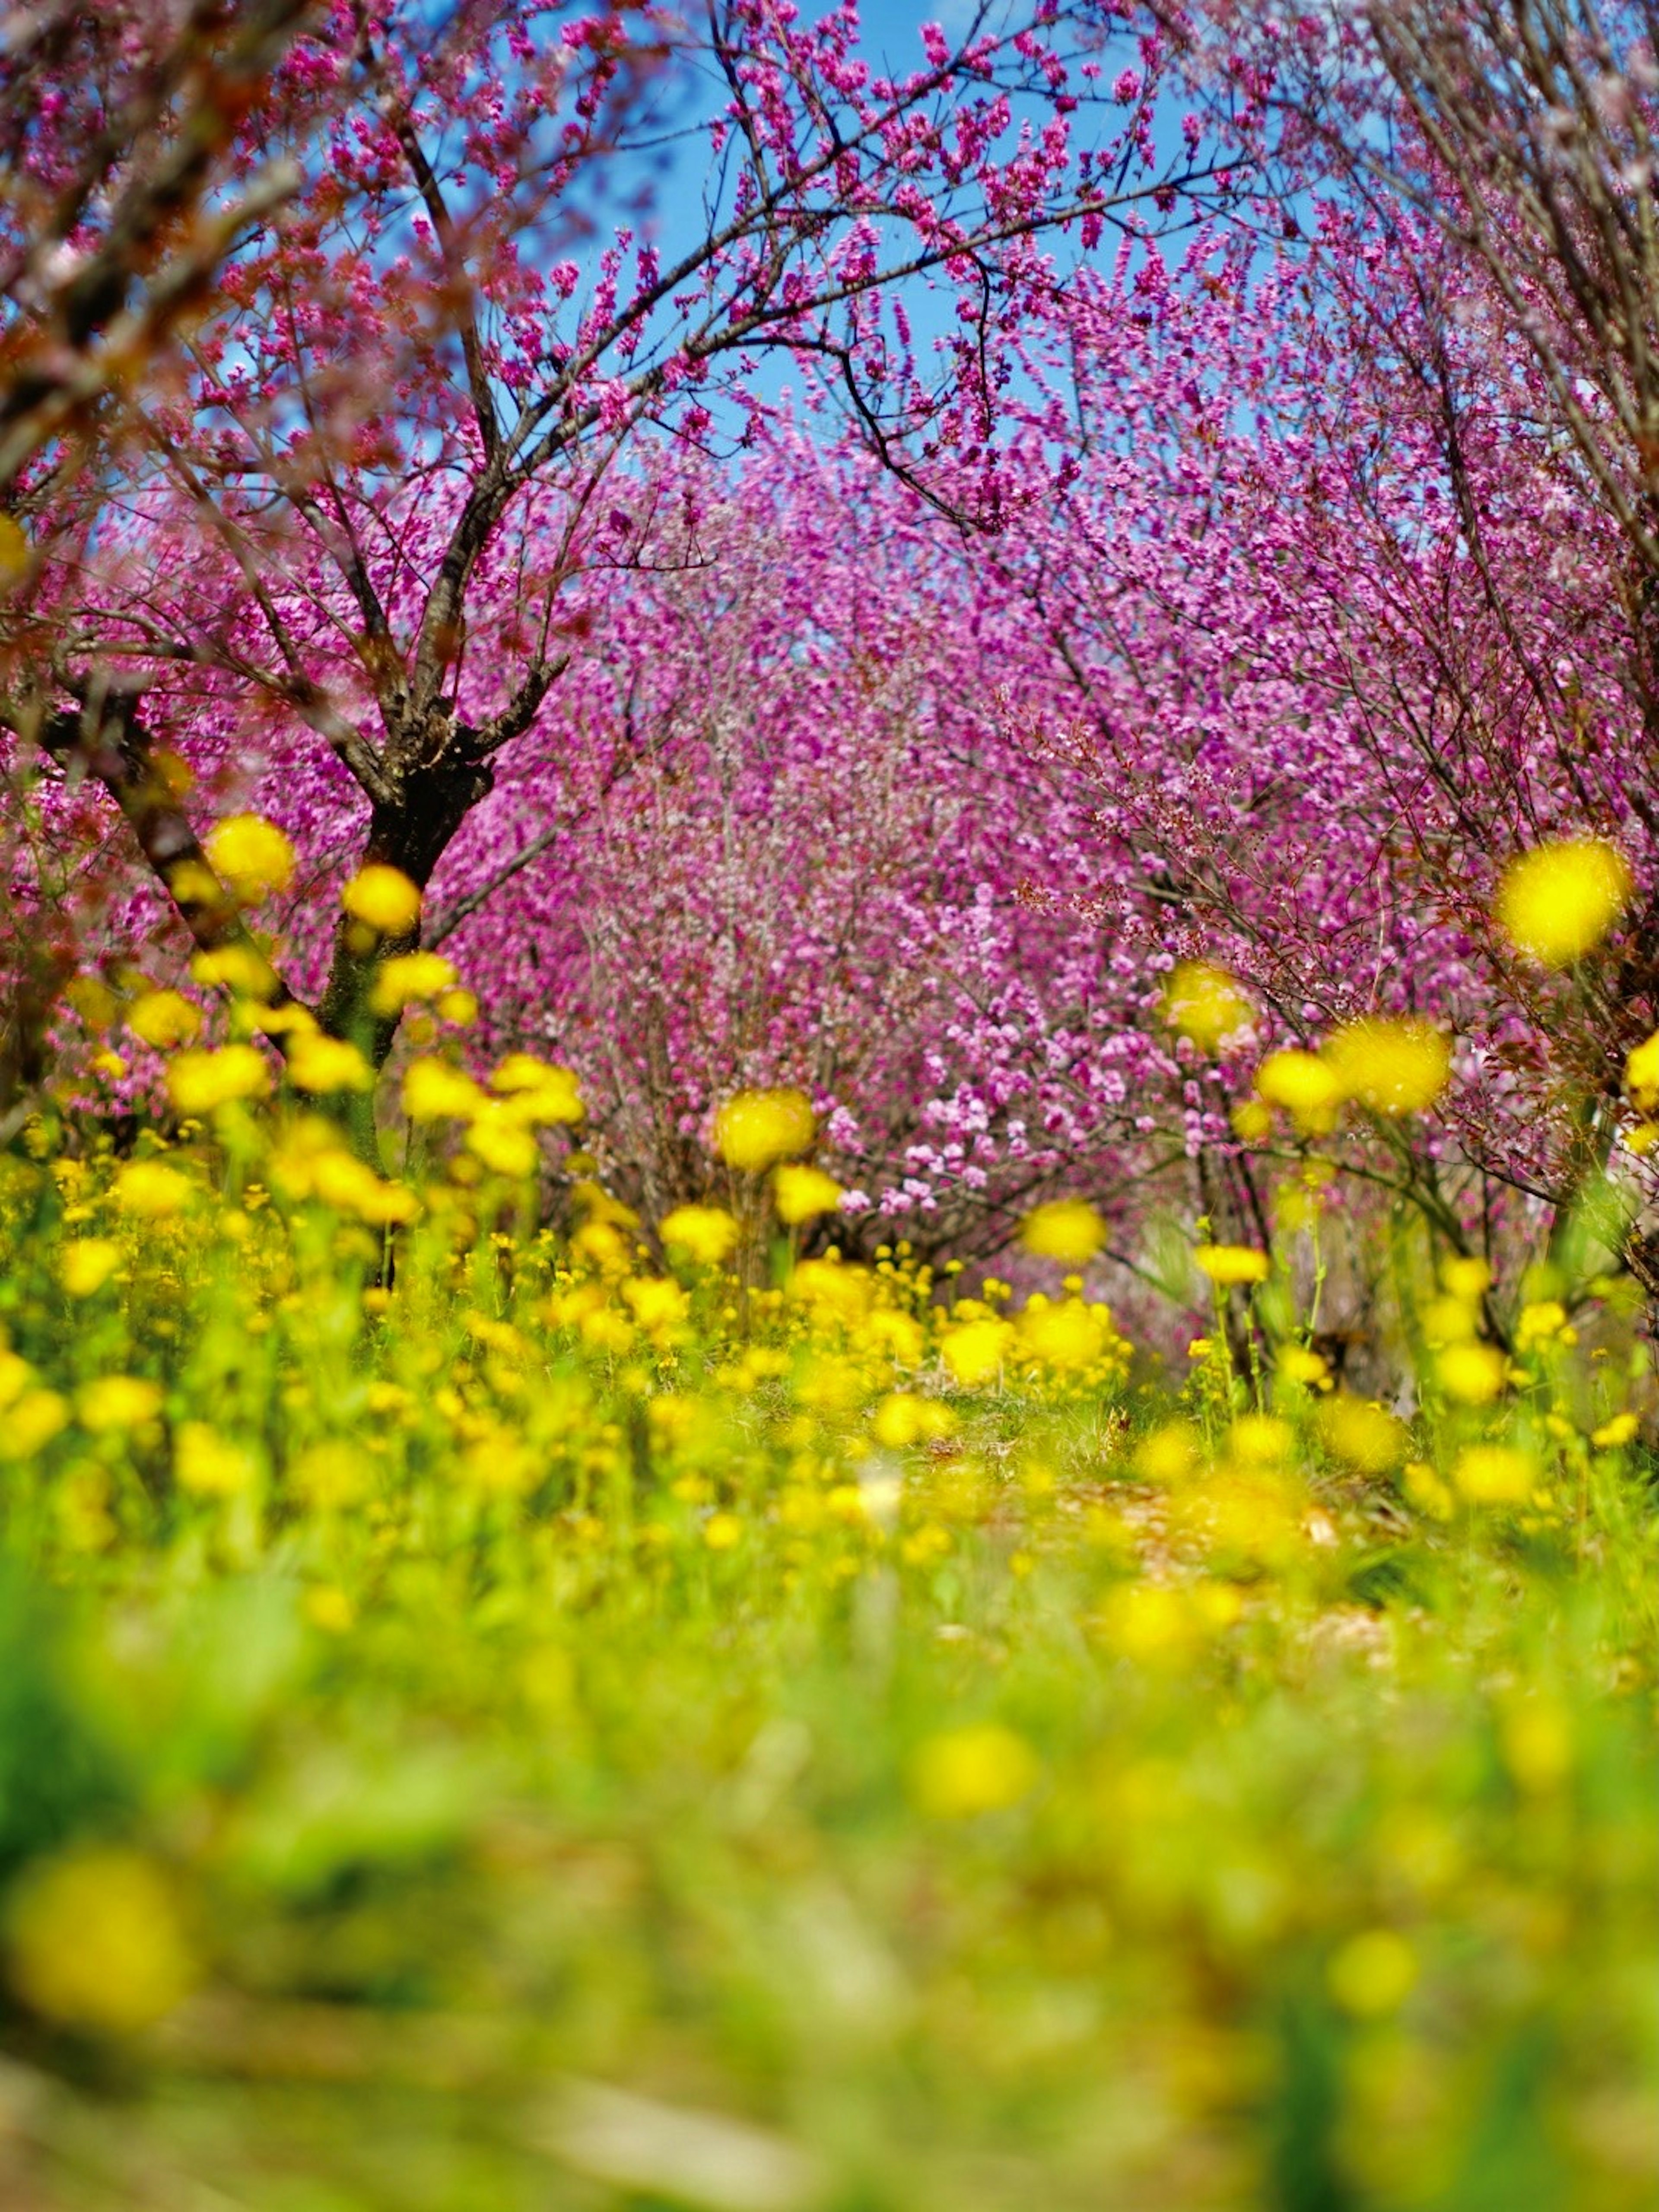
[0,1102,1653,2211]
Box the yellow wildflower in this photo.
[1452,1442,1537,1506]
[774,1163,843,1224]
[165,1043,269,1116]
[940,1317,1011,1386]
[1495,838,1630,965]
[368,951,457,1015]
[1591,1411,1638,1449]
[77,1376,164,1433]
[7,1850,196,2034]
[1020,1198,1106,1265]
[1327,1930,1417,2019]
[1323,1016,1450,1116]
[1626,1030,1659,1111]
[286,1033,374,1095]
[911,1725,1039,1819]
[175,1421,257,1497]
[59,1240,120,1298]
[1318,1395,1407,1475]
[1163,960,1250,1052]
[660,1205,741,1265]
[402,1057,484,1122]
[465,1109,539,1178]
[203,813,295,904]
[126,990,202,1050]
[1255,1049,1344,1133]
[341,864,422,935]
[1194,1243,1269,1287]
[713,1088,814,1171]
[1437,1344,1506,1406]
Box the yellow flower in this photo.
[1317,1395,1407,1475]
[1163,960,1250,1052]
[7,1850,196,2034]
[64,975,121,1033]
[1017,1294,1110,1370]
[1230,1097,1273,1144]
[490,1055,585,1125]
[713,1088,814,1171]
[911,1725,1039,1819]
[1442,1256,1491,1303]
[175,1420,257,1497]
[368,951,457,1015]
[1626,1030,1659,1111]
[126,989,202,1050]
[1495,838,1631,966]
[203,813,295,904]
[0,1390,68,1457]
[773,1163,843,1224]
[1020,1198,1106,1265]
[1323,1017,1450,1116]
[59,1240,120,1298]
[402,1057,484,1122]
[1591,1411,1638,1449]
[1452,1442,1537,1506]
[1194,1243,1269,1287]
[291,1441,372,1510]
[1437,1343,1506,1406]
[703,1512,743,1551]
[1327,1930,1417,2019]
[435,987,478,1026]
[465,1109,539,1178]
[77,1376,164,1433]
[940,1317,1011,1386]
[165,1043,270,1116]
[1255,1049,1344,1134]
[309,1151,420,1225]
[1516,1299,1567,1346]
[660,1205,741,1266]
[286,1033,374,1095]
[190,943,279,999]
[341,864,422,936]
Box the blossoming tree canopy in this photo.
[13,0,1248,1112]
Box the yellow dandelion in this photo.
[1495,839,1630,966]
[660,1205,740,1266]
[1323,1016,1450,1116]
[1163,960,1251,1052]
[7,1850,196,2034]
[165,1043,270,1116]
[713,1088,815,1171]
[203,813,295,905]
[126,990,203,1051]
[1255,1049,1344,1134]
[1194,1243,1269,1287]
[368,951,457,1015]
[773,1163,843,1224]
[1020,1198,1106,1265]
[341,864,422,936]
[911,1725,1039,1819]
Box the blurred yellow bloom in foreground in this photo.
[175,1420,258,1497]
[59,1240,120,1298]
[77,1376,164,1433]
[204,813,295,904]
[1625,1030,1659,1112]
[940,1317,1011,1386]
[403,1058,485,1122]
[1327,1929,1417,2018]
[1324,1016,1450,1116]
[1163,960,1250,1052]
[369,951,457,1015]
[287,1033,374,1096]
[1020,1198,1106,1265]
[1452,1443,1538,1506]
[911,1725,1039,1819]
[1317,1396,1407,1475]
[1194,1244,1269,1287]
[713,1088,814,1171]
[112,1159,191,1230]
[342,864,422,936]
[661,1205,740,1266]
[773,1163,843,1224]
[8,1850,196,2034]
[1495,839,1630,966]
[127,989,202,1050]
[166,1043,270,1116]
[1255,1049,1343,1134]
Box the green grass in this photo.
[0,1114,1652,2211]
